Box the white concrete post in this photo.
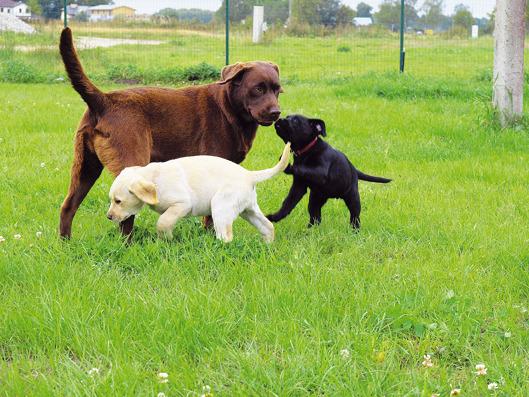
[493,0,526,126]
[471,25,478,39]
[253,6,264,43]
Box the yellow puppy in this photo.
[107,143,291,243]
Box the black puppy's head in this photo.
[274,114,326,150]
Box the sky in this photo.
[114,0,496,18]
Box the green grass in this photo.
[1,26,529,396]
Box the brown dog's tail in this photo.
[250,143,291,184]
[60,27,106,114]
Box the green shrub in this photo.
[106,64,143,83]
[0,59,45,83]
[181,62,219,81]
[337,45,351,53]
[105,62,220,85]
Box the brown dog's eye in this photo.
[254,86,264,95]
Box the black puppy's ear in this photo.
[310,119,326,136]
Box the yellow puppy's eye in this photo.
[115,199,122,204]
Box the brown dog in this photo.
[58,28,283,239]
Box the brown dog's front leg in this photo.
[120,216,135,242]
[202,216,214,230]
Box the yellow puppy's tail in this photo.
[250,142,291,184]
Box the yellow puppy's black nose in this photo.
[107,214,113,220]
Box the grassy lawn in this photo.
[1,25,529,396]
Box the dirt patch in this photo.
[6,36,164,52]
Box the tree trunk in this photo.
[493,0,526,126]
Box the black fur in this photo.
[267,114,391,228]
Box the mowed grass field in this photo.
[1,25,529,396]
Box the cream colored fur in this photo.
[107,143,291,243]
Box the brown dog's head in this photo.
[219,61,283,126]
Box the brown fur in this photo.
[58,27,283,238]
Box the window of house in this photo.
[1,8,4,12]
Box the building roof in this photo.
[353,17,373,26]
[0,0,20,8]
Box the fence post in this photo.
[399,0,405,72]
[63,0,67,27]
[493,0,526,126]
[225,0,230,65]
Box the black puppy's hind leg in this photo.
[307,191,328,228]
[344,189,361,229]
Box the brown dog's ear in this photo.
[267,61,280,74]
[310,119,326,136]
[219,62,251,85]
[129,178,158,205]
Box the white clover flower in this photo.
[445,290,455,299]
[40,162,46,168]
[422,354,433,368]
[488,382,499,391]
[36,231,42,238]
[504,331,512,338]
[87,367,99,376]
[158,372,169,383]
[431,394,440,397]
[450,388,461,396]
[0,236,5,243]
[200,384,213,397]
[14,234,21,240]
[475,363,487,376]
[339,348,350,359]
[157,393,166,397]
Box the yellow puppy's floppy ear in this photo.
[129,178,158,205]
[219,62,251,84]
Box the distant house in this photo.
[61,4,91,21]
[0,0,31,20]
[353,17,373,27]
[89,5,135,21]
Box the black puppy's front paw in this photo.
[267,213,281,223]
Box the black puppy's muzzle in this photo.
[274,118,291,138]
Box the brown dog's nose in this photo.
[270,109,281,120]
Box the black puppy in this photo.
[267,114,391,228]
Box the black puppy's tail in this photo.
[357,170,392,184]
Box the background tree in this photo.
[452,4,474,30]
[336,4,356,25]
[154,8,215,23]
[216,0,288,24]
[71,0,112,5]
[39,0,61,19]
[375,0,418,29]
[421,0,444,30]
[27,0,42,15]
[292,0,341,27]
[482,9,495,34]
[216,0,253,22]
[356,2,372,18]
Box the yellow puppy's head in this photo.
[107,167,158,223]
